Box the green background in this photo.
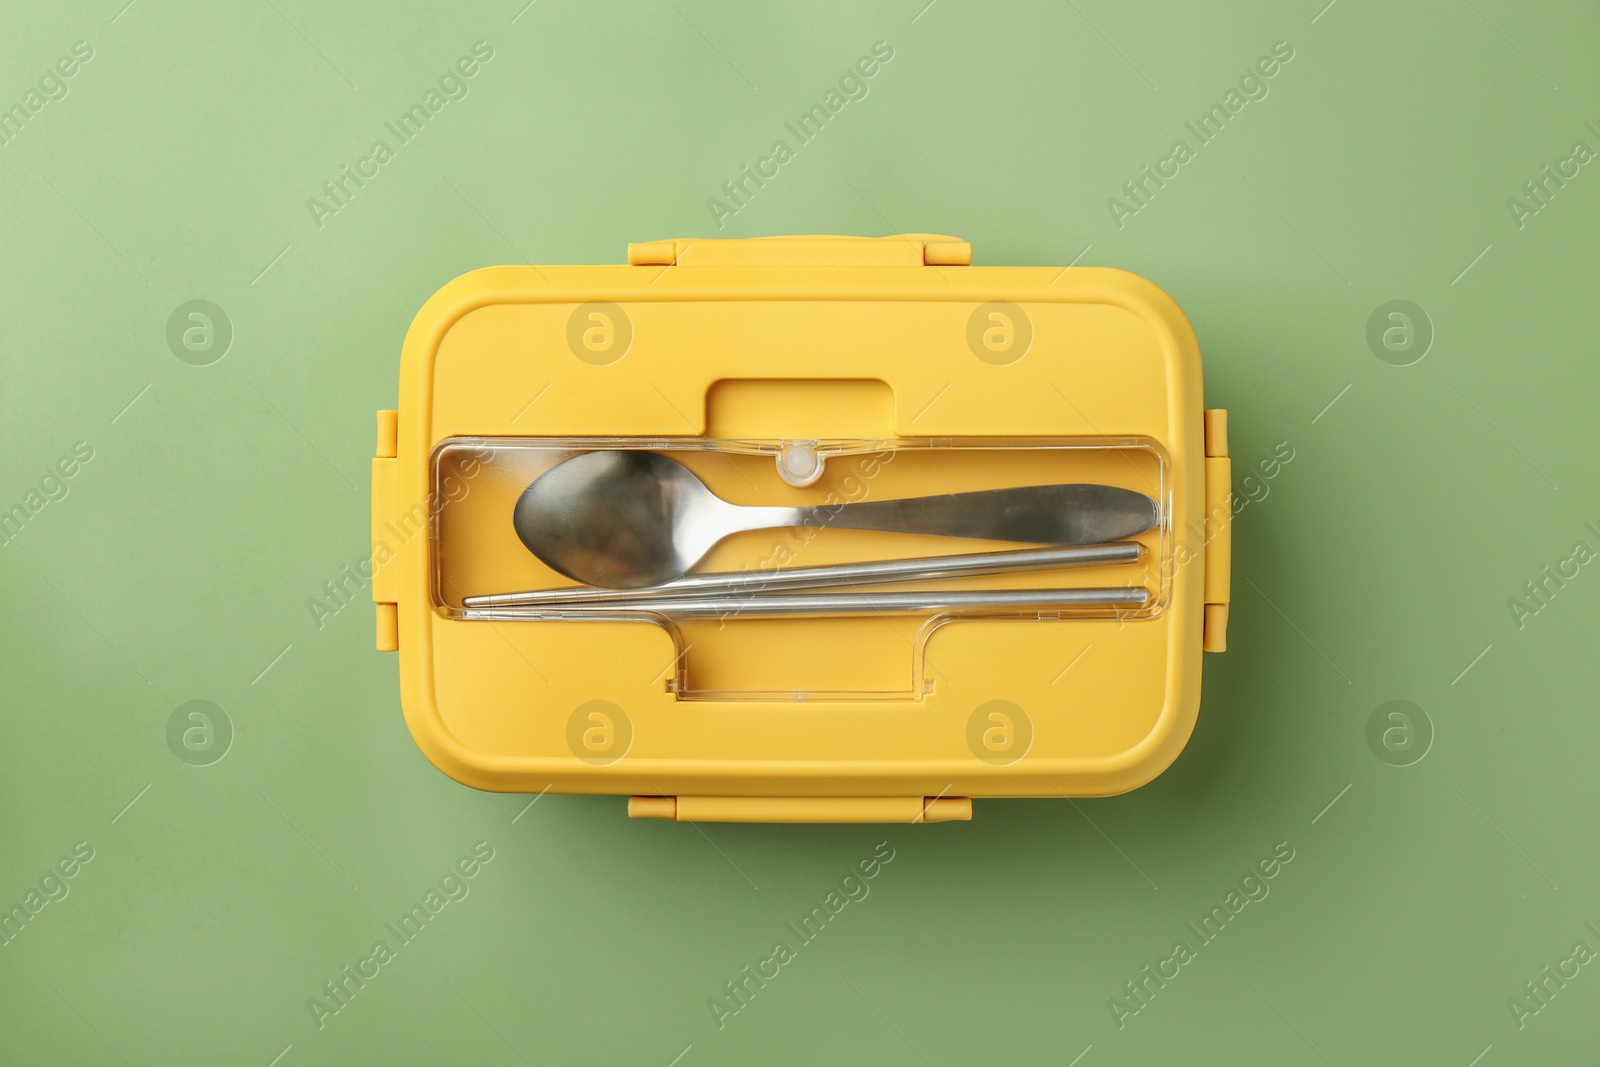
[2,0,1597,1063]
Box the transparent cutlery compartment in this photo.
[431,436,1172,700]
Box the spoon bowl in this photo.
[514,451,742,588]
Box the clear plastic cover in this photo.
[431,436,1171,700]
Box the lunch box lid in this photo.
[371,235,1231,820]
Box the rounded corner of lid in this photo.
[1104,270,1199,345]
[1098,681,1205,793]
[398,687,507,793]
[400,266,545,371]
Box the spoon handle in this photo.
[794,483,1159,546]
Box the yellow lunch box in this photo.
[370,234,1231,823]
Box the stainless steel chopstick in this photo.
[461,586,1150,620]
[463,542,1142,608]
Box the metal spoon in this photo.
[513,451,1160,589]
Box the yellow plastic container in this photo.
[371,235,1230,822]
